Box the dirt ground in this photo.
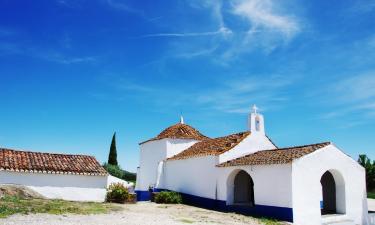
[0,202,278,225]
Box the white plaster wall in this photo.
[217,164,293,208]
[136,138,199,191]
[219,133,276,163]
[136,139,167,191]
[292,144,368,225]
[0,171,107,202]
[163,156,219,199]
[166,139,199,158]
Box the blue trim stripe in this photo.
[135,190,293,222]
[179,192,293,222]
[135,191,151,201]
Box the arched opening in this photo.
[320,170,346,215]
[233,170,254,206]
[255,116,260,131]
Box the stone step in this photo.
[322,214,356,225]
[322,220,356,225]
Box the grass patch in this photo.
[368,192,375,199]
[259,217,281,225]
[0,195,121,218]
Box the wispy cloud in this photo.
[232,0,300,40]
[98,74,295,114]
[137,27,232,39]
[318,71,375,122]
[0,41,97,64]
[105,0,144,16]
[138,0,301,64]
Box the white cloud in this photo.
[232,0,300,39]
[138,28,231,39]
[101,74,295,114]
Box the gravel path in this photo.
[0,202,265,225]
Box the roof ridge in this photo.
[217,141,332,167]
[212,131,250,140]
[228,141,331,160]
[167,131,251,161]
[264,141,331,152]
[139,122,209,145]
[0,147,96,158]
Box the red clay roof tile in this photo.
[0,148,107,176]
[168,131,251,160]
[217,142,331,167]
[140,123,209,145]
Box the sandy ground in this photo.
[0,202,273,225]
[369,198,375,212]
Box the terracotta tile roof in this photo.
[168,131,251,160]
[217,142,331,167]
[140,123,209,145]
[0,148,107,176]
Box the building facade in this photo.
[0,148,108,202]
[135,106,368,225]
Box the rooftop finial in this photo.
[252,104,259,114]
[180,115,184,124]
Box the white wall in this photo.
[136,138,198,191]
[292,144,368,225]
[0,171,107,202]
[217,164,293,208]
[163,156,292,209]
[136,139,167,191]
[163,156,219,199]
[219,133,276,163]
[166,139,199,158]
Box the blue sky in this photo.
[0,0,374,172]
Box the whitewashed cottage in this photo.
[135,106,369,225]
[0,148,108,202]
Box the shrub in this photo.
[106,183,129,203]
[154,191,182,204]
[103,163,124,179]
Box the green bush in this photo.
[154,191,182,204]
[106,183,129,203]
[103,163,124,179]
[102,163,136,183]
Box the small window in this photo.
[255,116,260,131]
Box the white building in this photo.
[0,148,108,202]
[135,106,369,225]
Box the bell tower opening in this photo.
[248,105,265,135]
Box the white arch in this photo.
[320,169,346,215]
[226,169,254,205]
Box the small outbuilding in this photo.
[135,106,369,225]
[0,148,108,202]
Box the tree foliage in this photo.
[102,163,136,183]
[108,132,118,166]
[358,154,375,192]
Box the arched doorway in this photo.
[233,170,254,206]
[320,170,346,215]
[321,171,336,214]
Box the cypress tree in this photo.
[108,132,118,165]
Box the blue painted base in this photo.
[135,188,166,201]
[135,190,293,222]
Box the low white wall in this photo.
[163,156,219,199]
[292,144,368,225]
[219,133,276,163]
[217,164,293,208]
[0,171,107,202]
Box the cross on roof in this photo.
[252,104,259,114]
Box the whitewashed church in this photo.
[135,106,369,225]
